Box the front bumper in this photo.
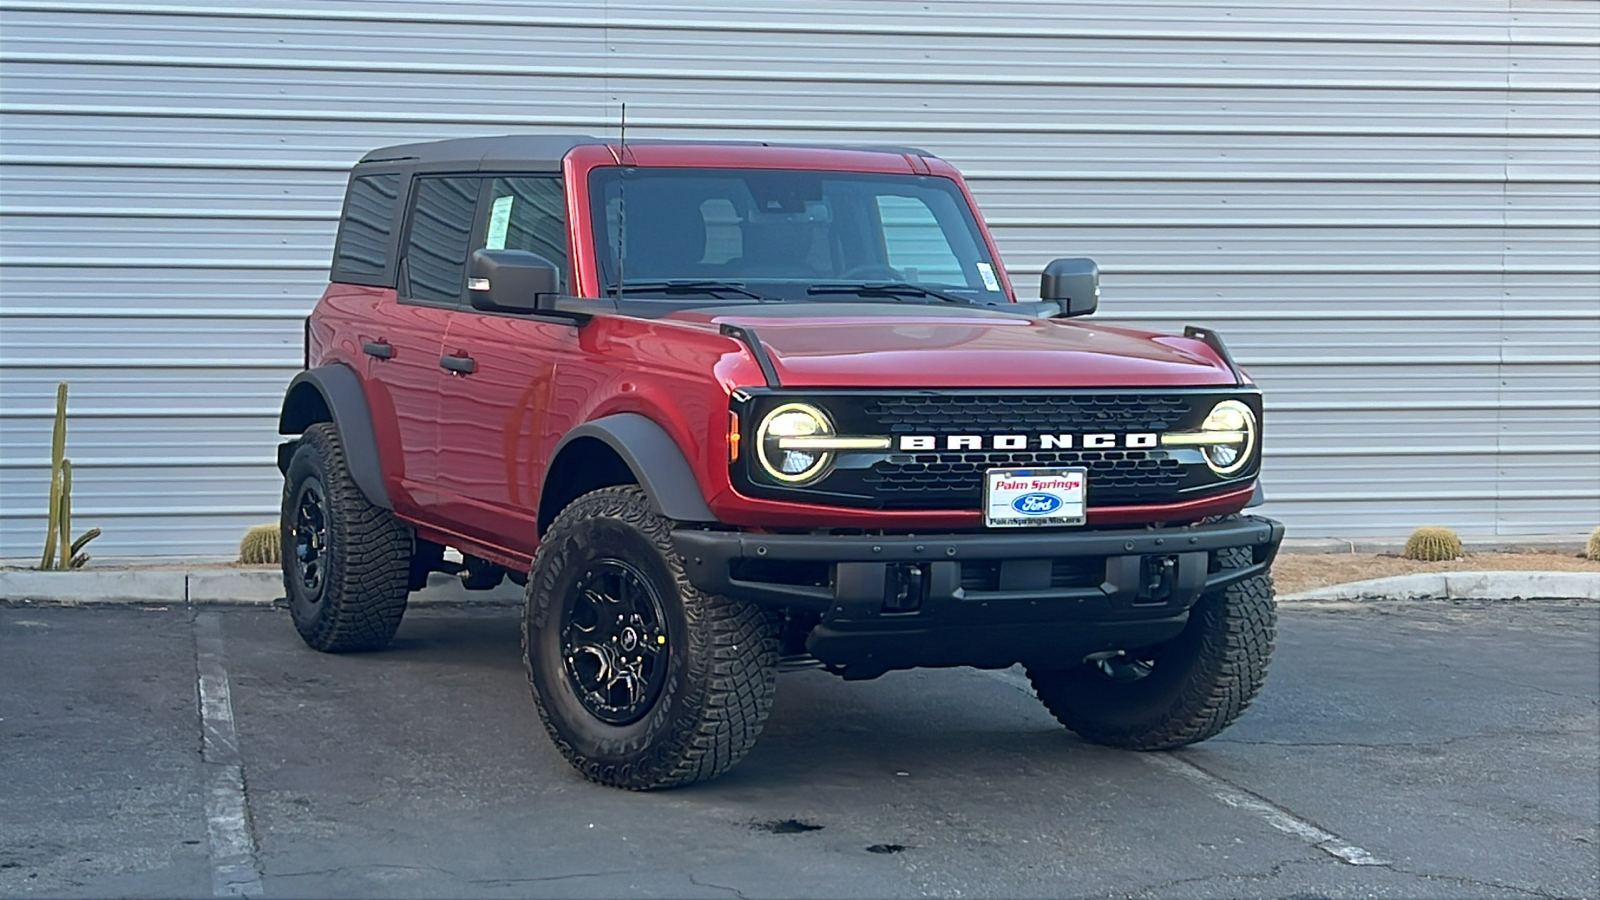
[672,515,1283,678]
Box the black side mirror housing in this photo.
[1040,257,1099,317]
[468,249,559,314]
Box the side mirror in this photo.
[468,249,559,314]
[1040,257,1099,317]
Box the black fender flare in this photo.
[277,364,392,509]
[544,413,717,526]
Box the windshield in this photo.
[588,167,1007,303]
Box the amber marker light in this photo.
[728,411,742,462]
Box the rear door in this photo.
[370,173,482,512]
[434,175,577,553]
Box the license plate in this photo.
[984,467,1087,528]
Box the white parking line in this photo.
[194,612,264,897]
[1139,752,1390,866]
[980,667,1390,867]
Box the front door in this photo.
[434,175,576,554]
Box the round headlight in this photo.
[1199,399,1257,476]
[756,403,835,484]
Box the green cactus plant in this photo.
[1586,526,1599,562]
[1403,526,1463,562]
[37,383,100,570]
[239,523,282,565]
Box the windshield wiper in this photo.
[805,281,970,305]
[610,280,772,301]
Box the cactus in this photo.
[39,383,66,569]
[1403,526,1463,562]
[1586,526,1600,562]
[36,383,101,570]
[239,523,282,565]
[58,458,73,569]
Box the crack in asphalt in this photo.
[1387,865,1572,900]
[689,872,752,899]
[1129,856,1324,897]
[271,863,458,879]
[469,869,631,886]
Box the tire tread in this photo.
[522,485,779,790]
[1026,544,1276,750]
[281,422,412,652]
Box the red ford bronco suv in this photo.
[277,134,1283,789]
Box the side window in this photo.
[331,172,400,284]
[876,194,965,284]
[479,176,567,291]
[403,175,481,306]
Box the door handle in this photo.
[439,353,476,375]
[362,340,393,360]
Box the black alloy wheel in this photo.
[560,559,671,726]
[291,477,329,600]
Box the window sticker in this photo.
[976,261,1000,292]
[487,195,514,250]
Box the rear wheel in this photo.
[1025,546,1275,749]
[280,422,412,652]
[523,485,780,790]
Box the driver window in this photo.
[479,176,567,292]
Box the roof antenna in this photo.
[614,101,627,303]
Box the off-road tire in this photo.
[523,485,780,790]
[1025,545,1275,749]
[280,422,412,652]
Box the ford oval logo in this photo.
[1011,492,1063,516]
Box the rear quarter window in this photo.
[331,172,401,285]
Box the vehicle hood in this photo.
[667,304,1238,388]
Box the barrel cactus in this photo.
[1586,526,1599,562]
[1403,526,1463,562]
[239,523,281,565]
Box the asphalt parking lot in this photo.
[2,598,1596,899]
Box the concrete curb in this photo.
[6,565,1595,607]
[1279,570,1600,603]
[0,568,524,607]
[1279,534,1587,554]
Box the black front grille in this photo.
[863,394,1192,435]
[732,390,1256,511]
[869,448,1184,507]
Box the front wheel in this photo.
[1025,546,1275,749]
[523,485,780,790]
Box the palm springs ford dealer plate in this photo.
[984,467,1087,528]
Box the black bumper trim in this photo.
[672,515,1283,610]
[672,515,1283,679]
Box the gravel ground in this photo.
[1273,550,1599,595]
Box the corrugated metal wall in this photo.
[2,0,1597,557]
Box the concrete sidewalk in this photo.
[1278,570,1600,602]
[3,564,1595,606]
[0,566,524,606]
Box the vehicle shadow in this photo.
[371,606,1110,790]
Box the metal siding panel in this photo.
[1,0,1597,557]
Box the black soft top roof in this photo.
[356,134,935,170]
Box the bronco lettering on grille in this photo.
[898,433,1158,451]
